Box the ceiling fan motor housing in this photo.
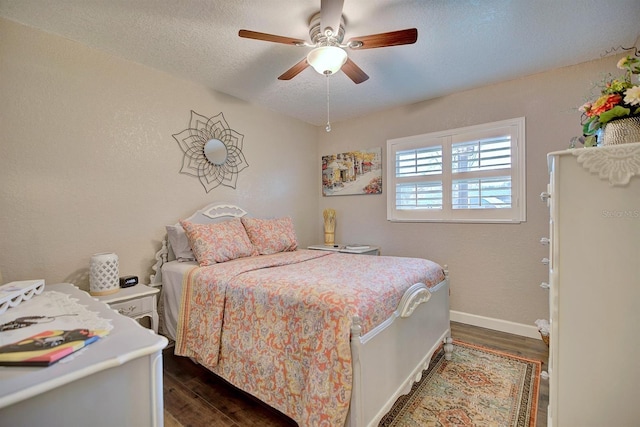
[309,11,345,46]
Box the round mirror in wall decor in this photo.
[204,138,228,165]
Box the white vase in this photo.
[89,252,119,296]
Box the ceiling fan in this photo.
[238,0,418,84]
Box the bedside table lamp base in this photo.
[324,232,335,245]
[323,208,336,245]
[89,253,119,296]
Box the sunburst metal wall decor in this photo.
[173,111,249,192]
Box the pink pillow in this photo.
[180,218,256,266]
[241,217,298,255]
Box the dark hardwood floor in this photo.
[162,321,549,426]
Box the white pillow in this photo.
[165,224,195,262]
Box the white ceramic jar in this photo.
[89,252,119,296]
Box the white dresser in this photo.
[0,283,168,427]
[544,143,640,427]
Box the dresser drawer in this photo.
[110,295,154,318]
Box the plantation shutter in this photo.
[451,136,512,209]
[395,145,443,209]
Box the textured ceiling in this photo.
[1,0,639,126]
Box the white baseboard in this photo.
[451,310,541,340]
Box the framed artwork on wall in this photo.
[322,147,382,196]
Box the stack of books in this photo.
[0,329,109,366]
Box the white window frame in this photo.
[386,117,526,223]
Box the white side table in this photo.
[308,244,381,256]
[93,284,160,333]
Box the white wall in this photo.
[317,55,620,330]
[0,18,318,289]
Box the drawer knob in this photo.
[540,282,550,289]
[540,237,550,245]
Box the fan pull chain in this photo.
[325,72,331,132]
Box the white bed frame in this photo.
[151,203,452,427]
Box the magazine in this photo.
[0,329,109,366]
[345,244,370,250]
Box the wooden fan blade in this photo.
[238,29,305,46]
[342,58,369,84]
[278,57,310,80]
[348,28,418,49]
[320,0,344,37]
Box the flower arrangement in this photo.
[579,55,640,146]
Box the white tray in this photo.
[0,280,45,315]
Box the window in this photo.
[387,117,526,223]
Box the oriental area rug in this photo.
[379,340,541,427]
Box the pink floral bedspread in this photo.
[175,250,444,427]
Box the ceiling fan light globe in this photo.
[307,46,347,75]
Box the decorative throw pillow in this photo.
[165,224,195,262]
[180,218,256,266]
[241,216,298,255]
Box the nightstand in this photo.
[93,284,160,333]
[308,244,380,256]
